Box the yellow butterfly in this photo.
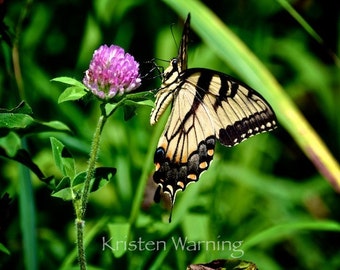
[150,13,277,217]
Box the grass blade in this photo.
[276,0,323,43]
[243,220,340,251]
[19,140,38,270]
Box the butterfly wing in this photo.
[151,13,277,217]
[153,69,277,205]
[177,13,190,71]
[187,69,277,146]
[153,73,217,204]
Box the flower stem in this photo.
[80,114,106,218]
[75,111,107,270]
[76,219,86,270]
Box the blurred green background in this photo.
[1,0,340,269]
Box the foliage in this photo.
[0,0,339,270]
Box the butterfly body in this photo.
[151,14,277,211]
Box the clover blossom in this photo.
[83,45,141,100]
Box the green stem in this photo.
[75,111,107,270]
[75,219,86,270]
[80,114,106,218]
[60,216,109,270]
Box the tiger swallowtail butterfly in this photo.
[150,13,277,221]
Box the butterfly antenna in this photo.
[170,22,179,51]
[140,59,165,80]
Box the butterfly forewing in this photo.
[151,13,277,213]
[185,69,277,146]
[178,13,190,71]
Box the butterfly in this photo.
[150,13,277,218]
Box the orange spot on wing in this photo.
[207,149,214,156]
[187,174,197,181]
[199,161,208,169]
[155,163,161,171]
[177,181,185,189]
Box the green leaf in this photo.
[52,76,86,88]
[50,137,75,178]
[0,131,21,157]
[0,113,34,130]
[104,103,119,117]
[58,86,88,103]
[72,167,116,193]
[0,102,34,131]
[51,176,73,200]
[104,92,154,119]
[0,242,10,255]
[0,102,70,137]
[35,120,71,132]
[107,223,131,258]
[0,115,70,136]
[52,77,88,103]
[71,172,86,192]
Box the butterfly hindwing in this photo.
[151,13,277,212]
[153,77,217,203]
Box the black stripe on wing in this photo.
[183,68,277,146]
[216,79,277,146]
